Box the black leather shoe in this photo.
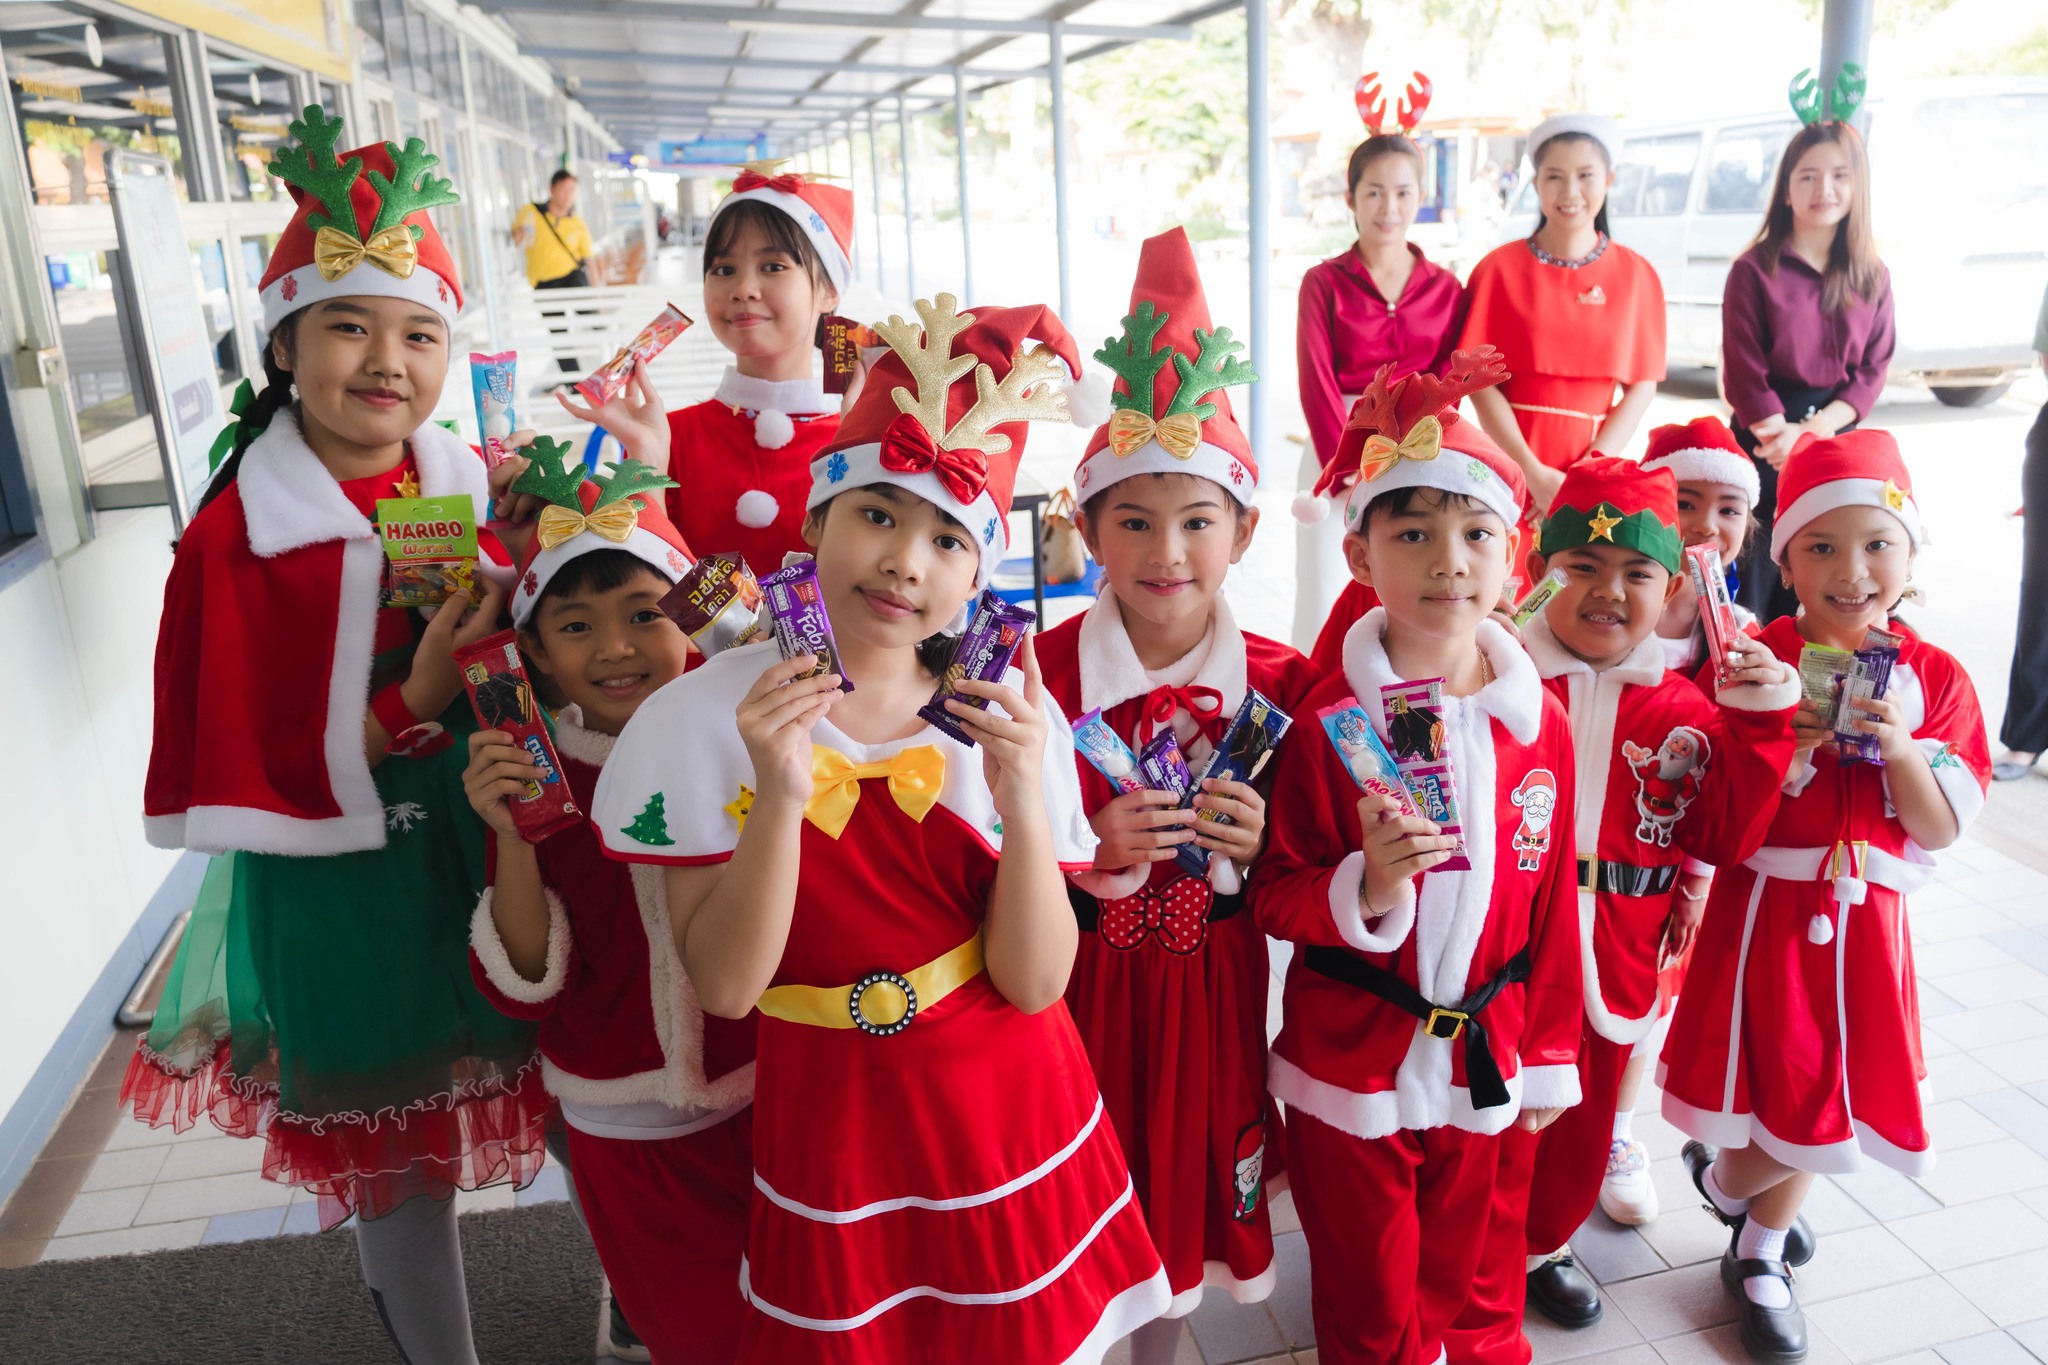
[1527,1250,1604,1327]
[608,1298,652,1363]
[1682,1140,1816,1267]
[1720,1240,1808,1362]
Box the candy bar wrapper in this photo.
[760,559,853,691]
[1380,679,1469,870]
[377,494,479,608]
[1317,700,1419,815]
[1833,627,1902,765]
[574,303,692,407]
[1191,689,1293,834]
[817,315,882,395]
[1138,729,1210,876]
[1797,643,1853,714]
[918,589,1036,746]
[660,552,765,656]
[1510,566,1569,628]
[455,630,582,842]
[1684,544,1744,687]
[1073,709,1146,796]
[469,352,518,468]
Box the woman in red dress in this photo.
[1460,114,1665,525]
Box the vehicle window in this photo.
[1610,134,1700,217]
[1704,123,1796,214]
[1900,94,2048,215]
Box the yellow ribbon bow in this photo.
[1358,413,1444,483]
[313,223,421,282]
[806,744,945,839]
[535,499,641,551]
[1106,407,1205,461]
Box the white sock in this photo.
[1736,1220,1793,1310]
[1612,1108,1635,1142]
[1703,1160,1751,1219]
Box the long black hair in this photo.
[1530,131,1613,239]
[196,312,300,515]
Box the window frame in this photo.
[1700,121,1795,217]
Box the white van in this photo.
[1500,77,2048,406]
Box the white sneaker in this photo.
[1599,1137,1658,1225]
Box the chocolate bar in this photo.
[1684,543,1744,687]
[1317,699,1419,815]
[919,589,1036,746]
[1801,626,1902,765]
[1510,566,1569,627]
[1380,679,1469,870]
[455,630,582,842]
[659,552,765,656]
[574,303,693,407]
[759,558,853,691]
[1189,689,1293,836]
[817,315,882,395]
[377,493,479,608]
[1138,728,1210,876]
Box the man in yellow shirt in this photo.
[513,169,593,289]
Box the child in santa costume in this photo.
[127,105,547,1364]
[1035,227,1317,1365]
[592,294,1170,1364]
[1249,350,1585,1365]
[1441,458,1800,1363]
[1458,114,1665,521]
[567,160,855,578]
[462,454,755,1364]
[1661,430,1988,1364]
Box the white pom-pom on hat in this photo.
[735,488,780,528]
[753,408,796,449]
[1292,491,1332,525]
[1063,364,1115,430]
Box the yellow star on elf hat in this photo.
[1587,504,1623,540]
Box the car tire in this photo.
[1932,381,2014,408]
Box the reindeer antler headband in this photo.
[1355,70,1433,136]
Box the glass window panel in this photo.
[1703,125,1788,215]
[207,46,299,203]
[1,6,190,205]
[45,248,144,440]
[191,240,241,384]
[1611,134,1699,218]
[354,0,386,81]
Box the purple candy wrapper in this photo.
[1379,678,1469,870]
[1073,709,1146,794]
[1138,729,1211,876]
[919,589,1036,746]
[1190,689,1292,835]
[759,559,853,691]
[1835,625,1903,765]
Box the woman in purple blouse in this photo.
[1721,118,1895,620]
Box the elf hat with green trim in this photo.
[1076,227,1259,507]
[509,444,694,627]
[259,105,463,332]
[1537,456,1684,573]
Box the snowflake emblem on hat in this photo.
[826,451,849,484]
[523,570,539,597]
[809,211,826,233]
[1077,466,1091,489]
[667,549,688,573]
[1229,461,1245,485]
[280,275,298,302]
[437,278,449,302]
[984,515,999,544]
[1467,459,1491,483]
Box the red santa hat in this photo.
[1769,428,1922,561]
[713,160,856,291]
[1537,456,1684,572]
[258,105,463,332]
[1641,416,1760,506]
[813,294,1082,588]
[1305,347,1525,532]
[1074,227,1258,506]
[508,442,694,627]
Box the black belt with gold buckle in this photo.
[1576,855,1681,897]
[1302,944,1533,1108]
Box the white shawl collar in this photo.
[1520,610,1668,688]
[714,367,832,416]
[1077,590,1249,719]
[1340,607,1543,745]
[237,411,493,558]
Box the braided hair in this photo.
[196,312,301,515]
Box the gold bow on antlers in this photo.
[1358,414,1444,483]
[1106,407,1204,461]
[313,224,419,281]
[535,499,641,550]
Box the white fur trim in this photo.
[1070,865,1150,900]
[1919,738,1987,835]
[1208,856,1242,896]
[714,186,851,289]
[1292,490,1332,525]
[1715,668,1802,713]
[1058,1270,1174,1365]
[155,802,388,857]
[625,861,757,1112]
[1342,609,1543,747]
[1660,1088,1934,1178]
[734,488,781,528]
[1770,479,1923,561]
[1268,1052,1528,1141]
[1327,849,1419,952]
[511,521,690,626]
[548,704,616,765]
[1519,1062,1584,1110]
[1073,437,1256,509]
[469,885,572,1004]
[753,409,796,449]
[807,442,1006,587]
[1163,1258,1278,1318]
[1340,440,1522,532]
[1076,591,1246,719]
[1643,448,1760,506]
[715,367,832,418]
[1063,365,1116,431]
[261,259,459,333]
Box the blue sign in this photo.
[606,149,636,166]
[657,135,766,168]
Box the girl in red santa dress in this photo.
[562,160,856,576]
[593,294,1170,1364]
[1458,114,1665,523]
[1293,73,1465,670]
[126,106,548,1364]
[1660,430,1990,1364]
[1037,227,1317,1365]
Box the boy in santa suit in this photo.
[464,451,756,1364]
[1441,458,1802,1364]
[564,160,856,578]
[1036,227,1317,1365]
[1250,349,1585,1365]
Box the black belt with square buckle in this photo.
[1301,945,1533,1108]
[1576,855,1681,897]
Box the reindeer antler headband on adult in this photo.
[1355,70,1433,136]
[1788,62,1868,127]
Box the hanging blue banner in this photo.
[657,135,766,168]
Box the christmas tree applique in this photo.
[622,792,675,846]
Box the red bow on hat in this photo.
[732,170,808,194]
[1099,875,1212,954]
[878,412,989,505]
[1141,685,1228,748]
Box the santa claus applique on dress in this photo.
[1622,726,1709,847]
